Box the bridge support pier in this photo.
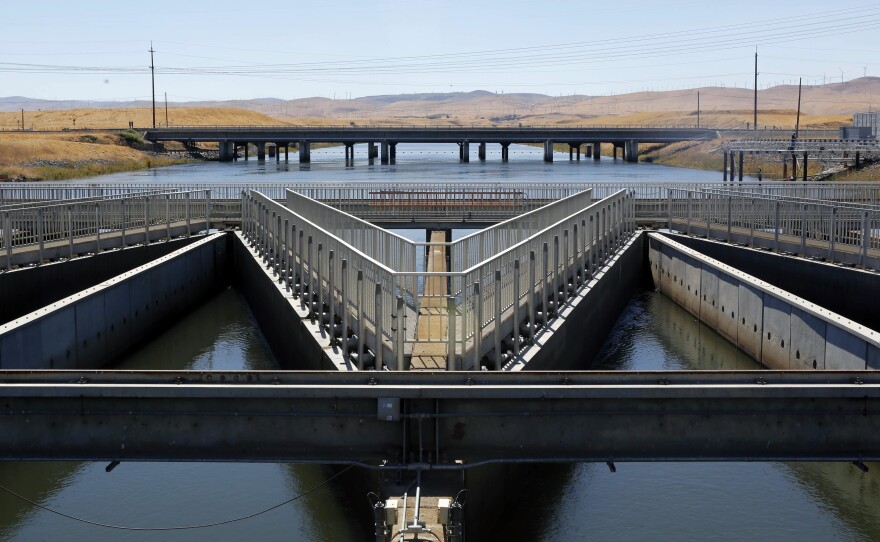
[345,143,355,163]
[478,141,486,161]
[723,150,728,182]
[298,141,310,163]
[381,141,389,164]
[543,140,554,162]
[500,143,510,162]
[613,144,618,160]
[218,141,235,162]
[593,142,601,160]
[284,144,289,162]
[389,142,397,163]
[368,142,377,162]
[243,143,248,161]
[738,151,744,182]
[625,140,639,163]
[856,151,861,167]
[268,144,276,159]
[803,152,808,182]
[460,140,470,163]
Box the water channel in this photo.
[2,145,878,540]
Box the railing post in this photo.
[185,192,191,237]
[494,269,502,370]
[472,282,481,371]
[284,219,290,290]
[551,236,560,313]
[94,203,101,253]
[513,259,521,356]
[38,207,45,264]
[587,215,593,277]
[144,196,150,246]
[726,194,732,240]
[667,190,672,230]
[447,296,456,371]
[572,224,580,285]
[528,250,536,344]
[774,200,781,252]
[205,190,212,232]
[356,270,365,368]
[686,191,692,235]
[121,199,127,246]
[298,229,305,304]
[276,213,283,280]
[375,283,384,370]
[829,207,837,262]
[800,204,808,255]
[861,211,870,267]
[341,258,349,358]
[328,249,336,340]
[165,194,171,241]
[395,295,405,371]
[306,236,314,312]
[4,211,13,267]
[317,242,324,318]
[541,242,549,317]
[67,206,74,259]
[563,229,570,290]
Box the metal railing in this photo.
[1,190,211,270]
[244,188,634,371]
[667,188,880,267]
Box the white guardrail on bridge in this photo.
[244,188,634,370]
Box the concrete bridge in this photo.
[3,182,880,539]
[143,126,716,163]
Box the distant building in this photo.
[853,112,878,138]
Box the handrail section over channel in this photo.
[244,188,634,370]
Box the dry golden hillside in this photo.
[0,107,287,131]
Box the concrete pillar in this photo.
[298,141,310,163]
[218,141,234,162]
[478,141,486,161]
[284,144,289,162]
[381,141,389,164]
[389,142,397,163]
[856,151,861,168]
[576,145,581,161]
[543,140,554,162]
[368,141,377,161]
[268,144,277,158]
[593,142,601,160]
[803,152,808,182]
[723,150,728,182]
[501,143,510,162]
[612,144,618,160]
[626,140,639,163]
[255,142,264,162]
[738,151,744,182]
[461,140,470,163]
[243,143,249,161]
[569,145,574,160]
[345,143,355,162]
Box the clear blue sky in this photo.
[1,0,878,104]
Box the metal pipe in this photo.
[358,270,365,369]
[494,270,502,369]
[472,282,481,370]
[375,283,384,370]
[513,259,520,356]
[396,296,405,371]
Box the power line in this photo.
[0,465,353,531]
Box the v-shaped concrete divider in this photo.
[244,187,633,371]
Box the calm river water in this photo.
[2,145,878,541]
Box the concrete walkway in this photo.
[410,231,449,370]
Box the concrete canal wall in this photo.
[649,233,880,370]
[518,231,650,370]
[0,233,228,369]
[662,233,880,332]
[0,236,206,325]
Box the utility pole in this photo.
[697,91,700,128]
[753,48,758,130]
[149,42,156,129]
[795,77,802,138]
[165,92,169,127]
[20,108,24,131]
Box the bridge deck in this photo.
[410,231,449,370]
